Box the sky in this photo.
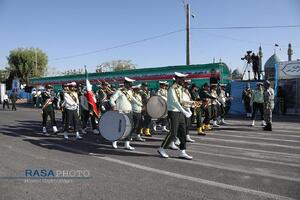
[0,0,300,75]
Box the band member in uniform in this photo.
[140,82,152,137]
[199,83,216,131]
[154,81,169,132]
[41,84,59,134]
[242,83,252,117]
[62,82,82,140]
[210,84,221,127]
[218,84,230,125]
[109,77,143,150]
[131,84,145,142]
[158,72,193,160]
[182,79,195,143]
[96,81,113,113]
[80,88,99,134]
[57,83,69,125]
[251,82,265,126]
[190,84,206,135]
[263,80,274,131]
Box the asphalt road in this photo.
[0,105,300,200]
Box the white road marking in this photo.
[76,140,300,182]
[220,129,300,138]
[150,136,300,158]
[2,132,299,199]
[93,155,297,200]
[194,137,300,149]
[204,133,300,143]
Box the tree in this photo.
[7,48,48,84]
[96,60,137,72]
[231,68,242,80]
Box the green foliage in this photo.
[231,68,242,80]
[96,60,136,72]
[7,48,48,84]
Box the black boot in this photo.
[263,123,272,131]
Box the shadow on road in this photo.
[1,120,154,158]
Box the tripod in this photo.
[241,61,252,80]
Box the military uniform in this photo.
[131,85,145,141]
[218,85,229,124]
[80,92,98,134]
[210,86,220,127]
[140,84,152,137]
[155,83,169,132]
[10,91,17,111]
[263,82,274,131]
[182,84,195,143]
[190,86,205,135]
[199,84,216,131]
[41,85,58,134]
[109,77,142,150]
[63,82,82,140]
[158,72,193,160]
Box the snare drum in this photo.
[99,111,132,141]
[146,96,167,119]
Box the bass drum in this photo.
[99,111,132,141]
[146,96,167,119]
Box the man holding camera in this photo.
[251,53,260,80]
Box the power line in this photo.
[191,25,300,30]
[193,29,300,49]
[50,29,185,62]
[50,25,300,62]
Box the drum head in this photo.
[146,96,167,119]
[99,111,130,141]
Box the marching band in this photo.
[39,72,233,160]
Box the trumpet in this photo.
[105,87,114,95]
[182,100,202,108]
[192,101,202,108]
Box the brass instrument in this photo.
[105,87,114,95]
[192,101,202,108]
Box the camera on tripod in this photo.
[241,51,253,64]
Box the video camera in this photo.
[241,51,252,64]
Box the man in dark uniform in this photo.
[10,89,17,111]
[57,83,69,124]
[199,83,217,131]
[263,80,275,131]
[96,81,113,113]
[41,84,59,134]
[140,82,152,137]
[190,84,206,135]
[209,68,220,85]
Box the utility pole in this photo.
[186,3,191,65]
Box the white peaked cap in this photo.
[159,81,169,85]
[124,77,135,83]
[174,72,188,78]
[132,84,141,89]
[69,82,77,86]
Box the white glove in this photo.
[183,110,192,118]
